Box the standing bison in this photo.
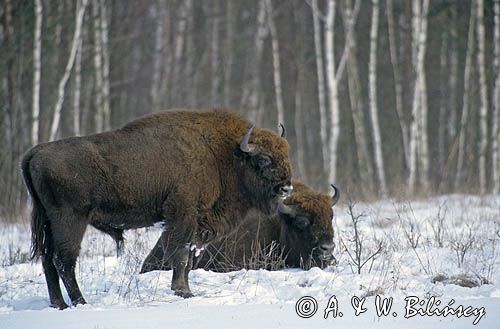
[21,109,292,309]
[141,182,339,273]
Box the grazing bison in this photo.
[21,109,292,308]
[140,181,339,273]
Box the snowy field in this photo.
[1,194,499,329]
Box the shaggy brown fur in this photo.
[21,109,292,309]
[141,181,339,273]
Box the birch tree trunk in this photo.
[171,0,190,106]
[438,30,448,179]
[325,0,340,184]
[32,0,42,145]
[295,69,305,178]
[265,0,284,127]
[312,0,328,173]
[150,0,165,112]
[368,0,387,195]
[341,0,374,193]
[493,0,500,193]
[455,4,476,190]
[100,0,111,130]
[92,0,103,132]
[477,0,489,194]
[417,0,430,190]
[223,1,234,105]
[211,0,221,106]
[448,4,458,144]
[408,0,429,193]
[386,0,408,169]
[241,0,267,123]
[49,0,89,141]
[73,36,82,136]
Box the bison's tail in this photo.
[21,149,47,261]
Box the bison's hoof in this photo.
[71,297,87,307]
[174,290,194,298]
[51,301,69,310]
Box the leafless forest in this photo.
[1,0,499,219]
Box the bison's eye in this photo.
[293,216,310,230]
[256,155,271,168]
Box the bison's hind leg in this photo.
[41,221,69,309]
[50,209,88,306]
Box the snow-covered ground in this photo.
[1,194,499,329]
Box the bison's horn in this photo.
[278,202,296,217]
[279,123,286,138]
[330,184,340,206]
[240,124,256,153]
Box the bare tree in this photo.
[223,1,234,106]
[211,0,221,106]
[31,0,42,145]
[386,0,408,169]
[493,0,500,193]
[265,0,284,127]
[368,0,387,195]
[408,0,430,193]
[100,0,111,130]
[477,0,489,194]
[455,3,476,190]
[49,0,89,141]
[150,0,166,112]
[311,0,328,173]
[241,1,267,123]
[438,30,448,181]
[341,0,374,194]
[73,36,82,136]
[171,0,191,106]
[325,0,340,184]
[92,0,103,132]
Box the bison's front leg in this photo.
[169,247,193,298]
[160,222,196,298]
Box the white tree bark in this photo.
[92,0,103,132]
[477,0,489,194]
[211,1,221,106]
[448,4,458,143]
[32,0,42,145]
[312,0,328,173]
[408,0,429,192]
[368,0,387,195]
[171,0,191,105]
[386,0,408,169]
[408,0,421,192]
[73,36,82,136]
[49,0,89,141]
[341,0,374,194]
[150,0,165,112]
[493,0,500,193]
[417,0,430,190]
[265,0,284,127]
[325,0,339,184]
[295,71,305,178]
[100,0,111,130]
[223,0,234,105]
[242,0,267,123]
[336,0,361,83]
[455,4,476,190]
[438,30,448,175]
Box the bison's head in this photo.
[277,183,340,269]
[234,124,292,215]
